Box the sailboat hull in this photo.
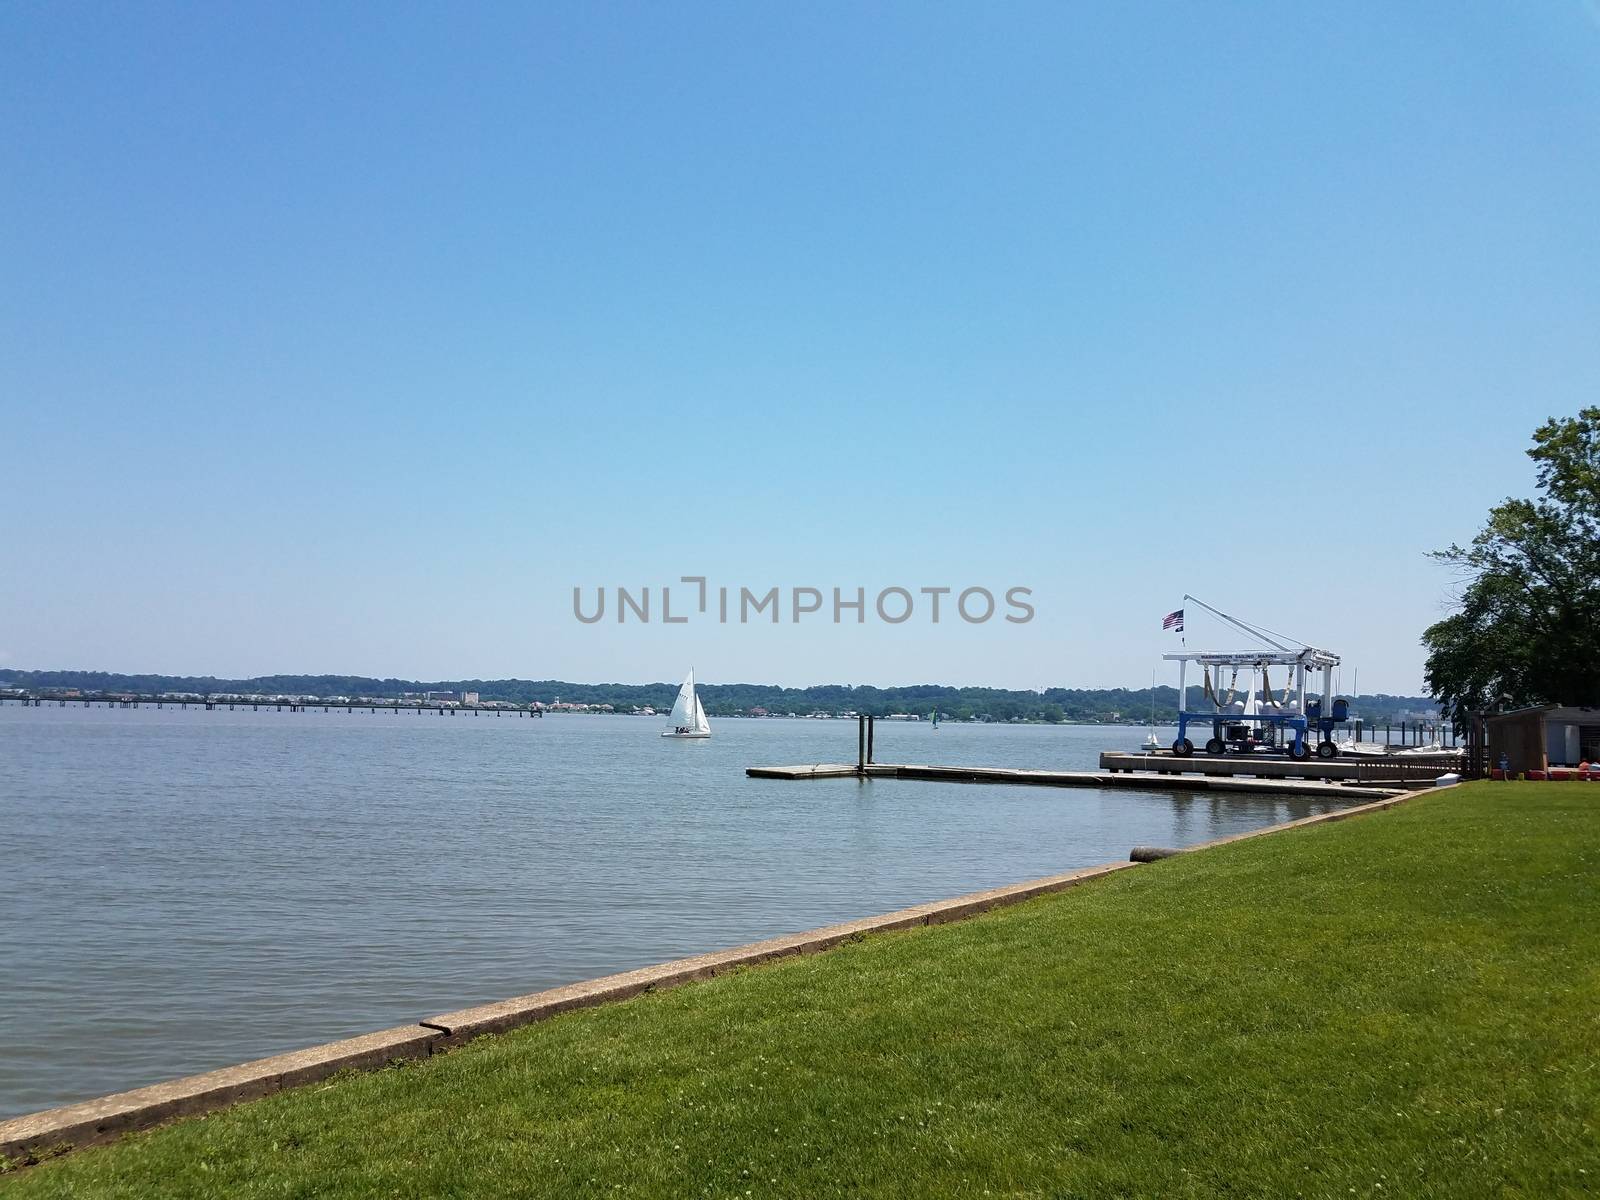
[660,730,711,739]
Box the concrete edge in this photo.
[0,860,1136,1164]
[421,859,1140,1044]
[1169,781,1446,856]
[0,781,1458,1166]
[0,1025,433,1162]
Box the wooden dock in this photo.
[746,761,1403,801]
[748,763,863,780]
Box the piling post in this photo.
[857,715,866,772]
[867,714,876,765]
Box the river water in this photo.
[0,703,1351,1117]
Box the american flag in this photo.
[1162,609,1184,632]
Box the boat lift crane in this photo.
[1164,595,1349,761]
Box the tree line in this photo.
[0,668,1439,725]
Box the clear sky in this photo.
[3,2,1597,693]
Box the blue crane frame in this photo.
[1164,647,1348,761]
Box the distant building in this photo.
[461,691,480,706]
[425,691,456,703]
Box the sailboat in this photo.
[1141,670,1162,752]
[661,669,711,739]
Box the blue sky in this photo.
[3,2,1597,693]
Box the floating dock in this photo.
[1098,750,1459,786]
[746,761,1404,801]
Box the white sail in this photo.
[667,671,696,728]
[662,669,711,737]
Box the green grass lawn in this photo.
[5,781,1597,1198]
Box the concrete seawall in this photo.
[0,787,1430,1165]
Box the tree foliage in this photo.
[1424,407,1600,726]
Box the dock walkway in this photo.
[746,761,1403,801]
[1099,750,1459,786]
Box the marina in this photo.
[747,721,1451,796]
[3,2,1590,1187]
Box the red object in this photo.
[1527,770,1547,781]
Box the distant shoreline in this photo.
[0,695,1179,727]
[0,669,1441,726]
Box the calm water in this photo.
[0,704,1352,1117]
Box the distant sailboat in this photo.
[931,709,940,729]
[661,669,711,739]
[1142,669,1162,752]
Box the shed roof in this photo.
[1483,705,1556,723]
[1483,704,1600,725]
[1546,706,1600,722]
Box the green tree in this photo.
[1424,407,1600,726]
